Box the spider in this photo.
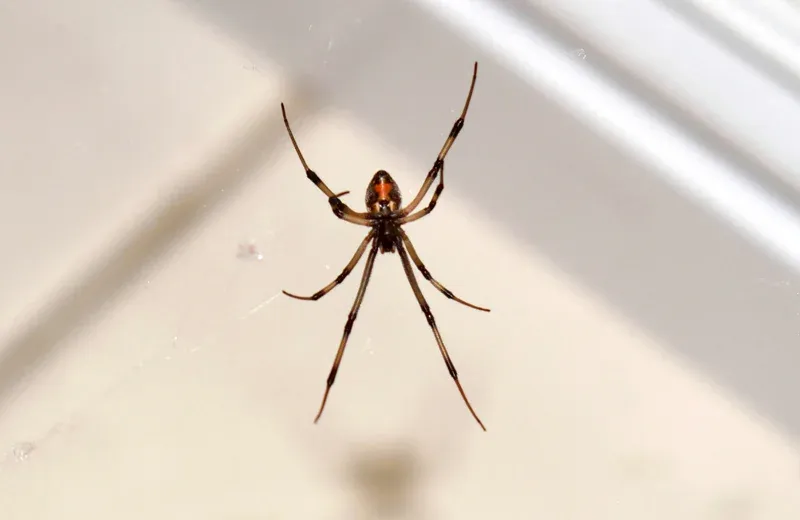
[280,62,489,431]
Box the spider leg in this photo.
[397,229,489,312]
[280,103,372,226]
[395,237,486,431]
[283,230,375,301]
[398,162,445,225]
[314,236,381,424]
[399,62,477,217]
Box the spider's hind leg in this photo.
[395,237,487,431]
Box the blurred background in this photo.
[1,0,800,518]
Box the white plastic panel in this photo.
[1,0,800,518]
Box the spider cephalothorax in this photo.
[280,62,489,431]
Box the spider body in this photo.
[376,219,400,254]
[366,170,402,215]
[281,62,489,431]
[366,171,404,253]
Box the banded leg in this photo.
[314,236,381,423]
[397,229,489,312]
[399,162,445,225]
[280,103,372,226]
[399,62,478,217]
[395,238,486,431]
[283,230,375,301]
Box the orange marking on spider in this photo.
[373,182,393,200]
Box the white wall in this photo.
[1,0,799,518]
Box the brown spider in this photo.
[281,62,489,431]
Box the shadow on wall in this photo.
[0,106,294,411]
[343,442,429,520]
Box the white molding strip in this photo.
[413,0,800,273]
[687,0,800,78]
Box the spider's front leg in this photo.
[398,161,445,225]
[325,191,357,222]
[281,103,372,226]
[325,190,366,225]
[399,61,478,218]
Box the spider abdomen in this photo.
[366,170,402,215]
